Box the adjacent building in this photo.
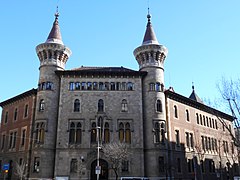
[0,10,239,180]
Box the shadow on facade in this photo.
[167,141,239,180]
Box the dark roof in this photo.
[0,89,37,107]
[56,66,147,77]
[189,89,204,104]
[142,14,159,45]
[46,13,63,44]
[165,89,234,121]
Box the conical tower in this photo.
[134,12,168,177]
[30,12,71,179]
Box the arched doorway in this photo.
[91,159,108,180]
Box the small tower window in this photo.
[156,100,162,112]
[14,108,18,121]
[121,99,128,112]
[98,99,104,112]
[91,122,97,143]
[186,110,189,121]
[39,99,45,112]
[74,99,80,112]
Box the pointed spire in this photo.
[46,8,63,45]
[189,84,203,104]
[142,10,159,45]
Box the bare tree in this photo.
[102,142,129,180]
[217,77,240,147]
[14,161,27,180]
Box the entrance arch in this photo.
[91,159,108,180]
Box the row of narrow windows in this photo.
[174,129,235,154]
[69,82,134,91]
[149,82,164,92]
[196,113,218,129]
[1,129,27,151]
[3,104,29,124]
[38,81,53,91]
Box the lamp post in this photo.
[96,126,101,180]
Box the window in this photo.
[70,159,78,173]
[185,132,194,148]
[33,157,40,173]
[121,99,128,112]
[177,158,181,173]
[24,104,28,118]
[174,105,178,118]
[200,160,205,173]
[154,122,165,144]
[98,99,104,112]
[69,122,82,144]
[110,82,115,90]
[81,82,86,90]
[119,123,124,143]
[159,156,165,173]
[187,159,194,173]
[121,82,126,90]
[206,117,209,127]
[203,116,206,126]
[156,83,161,91]
[69,82,75,91]
[99,82,104,90]
[13,131,17,148]
[186,110,189,121]
[200,115,202,125]
[122,160,129,172]
[149,83,155,91]
[104,123,110,143]
[21,129,26,147]
[39,99,45,111]
[175,130,180,146]
[212,119,215,129]
[87,82,92,90]
[91,122,97,143]
[14,108,18,121]
[119,122,131,144]
[201,136,205,151]
[127,82,133,90]
[35,122,45,144]
[46,82,53,90]
[9,132,13,149]
[4,112,8,124]
[75,82,81,90]
[196,113,199,124]
[74,99,80,112]
[125,123,131,144]
[215,120,218,129]
[116,82,120,90]
[209,160,215,173]
[156,100,162,112]
[105,82,109,90]
[1,135,5,150]
[93,82,98,90]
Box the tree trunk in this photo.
[114,168,118,180]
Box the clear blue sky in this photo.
[1,1,240,114]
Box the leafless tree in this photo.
[14,161,27,180]
[102,142,129,180]
[217,77,240,147]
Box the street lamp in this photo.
[96,126,101,180]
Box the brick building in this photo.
[0,10,239,180]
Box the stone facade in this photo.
[0,11,239,180]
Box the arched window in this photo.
[104,122,110,143]
[91,122,97,143]
[98,99,104,112]
[39,99,45,111]
[200,115,203,125]
[76,122,82,144]
[154,122,160,143]
[156,100,162,112]
[74,99,80,112]
[35,122,45,144]
[174,105,178,118]
[119,123,124,143]
[39,123,45,143]
[69,122,75,144]
[186,110,189,121]
[196,113,199,124]
[127,82,134,90]
[121,99,128,112]
[125,123,131,144]
[14,108,18,121]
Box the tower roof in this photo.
[189,85,204,104]
[142,14,159,45]
[46,12,63,45]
